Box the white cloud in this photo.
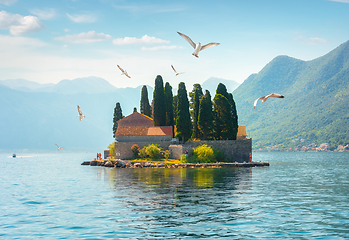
[30,8,56,20]
[294,33,327,45]
[141,45,183,51]
[329,0,349,3]
[64,28,69,32]
[66,13,97,23]
[0,34,47,47]
[113,35,170,45]
[54,31,112,43]
[0,10,45,35]
[304,37,327,45]
[0,0,16,6]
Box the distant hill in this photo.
[0,79,55,92]
[0,76,118,94]
[201,77,240,95]
[233,40,349,150]
[0,79,153,151]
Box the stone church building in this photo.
[109,111,251,162]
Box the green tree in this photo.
[153,75,166,126]
[164,82,174,137]
[112,102,123,137]
[176,82,192,142]
[213,94,234,140]
[215,83,238,140]
[189,84,203,139]
[229,93,238,140]
[198,90,214,140]
[173,95,178,123]
[140,85,151,117]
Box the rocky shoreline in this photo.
[81,159,269,168]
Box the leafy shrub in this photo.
[193,144,215,163]
[139,147,147,158]
[145,144,163,160]
[180,154,187,162]
[107,141,115,159]
[131,144,140,158]
[163,150,170,160]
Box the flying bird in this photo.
[55,144,63,150]
[254,93,285,110]
[171,65,184,76]
[117,65,131,78]
[77,105,85,121]
[177,31,220,58]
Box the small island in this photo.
[83,77,269,168]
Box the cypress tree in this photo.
[229,93,238,140]
[198,90,214,140]
[164,82,174,137]
[213,94,234,140]
[153,75,166,126]
[173,95,178,123]
[176,82,192,142]
[140,85,151,117]
[112,102,123,137]
[189,84,203,139]
[215,83,238,140]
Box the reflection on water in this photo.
[96,167,255,238]
[1,152,348,239]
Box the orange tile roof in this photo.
[117,112,153,127]
[115,126,173,137]
[147,126,172,136]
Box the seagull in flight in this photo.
[77,105,85,121]
[117,65,131,78]
[177,31,220,58]
[55,144,63,150]
[171,65,184,76]
[254,93,285,110]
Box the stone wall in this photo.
[114,141,174,159]
[114,139,252,163]
[170,139,252,163]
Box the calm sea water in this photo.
[0,152,348,239]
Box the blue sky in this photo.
[1,0,349,88]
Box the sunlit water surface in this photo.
[1,152,348,239]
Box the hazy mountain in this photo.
[0,81,153,151]
[201,77,240,95]
[0,76,118,94]
[0,79,55,92]
[233,40,349,150]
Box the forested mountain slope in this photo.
[233,40,349,150]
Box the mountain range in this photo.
[233,40,349,150]
[2,38,348,151]
[0,76,238,151]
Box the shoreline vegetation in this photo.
[81,159,269,168]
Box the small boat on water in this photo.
[12,154,16,158]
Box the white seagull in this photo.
[171,65,184,76]
[117,65,131,78]
[177,31,220,58]
[55,144,63,150]
[77,105,85,121]
[254,93,285,110]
